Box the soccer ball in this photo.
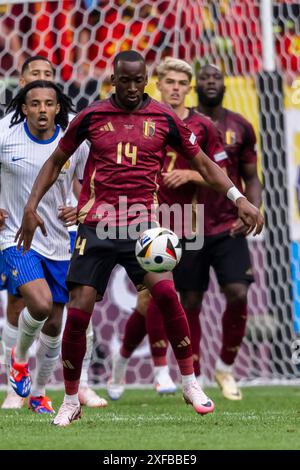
[135,227,182,273]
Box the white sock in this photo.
[80,320,94,388]
[15,308,46,362]
[216,357,233,373]
[2,320,18,384]
[196,374,205,388]
[64,393,79,405]
[0,291,8,315]
[181,373,196,386]
[31,332,61,397]
[112,351,129,383]
[154,365,168,376]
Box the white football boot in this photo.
[52,401,82,427]
[182,380,215,415]
[1,390,25,409]
[78,387,108,408]
[106,352,128,400]
[154,366,177,394]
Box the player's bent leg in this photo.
[2,302,24,407]
[107,351,127,400]
[215,283,248,401]
[180,290,203,379]
[144,273,214,415]
[121,289,149,358]
[107,290,150,400]
[79,320,108,408]
[2,298,23,405]
[145,299,176,394]
[6,294,25,328]
[16,279,53,362]
[1,295,25,409]
[9,279,52,398]
[62,289,95,396]
[29,303,64,414]
[2,247,52,397]
[53,286,97,426]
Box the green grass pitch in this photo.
[0,386,300,450]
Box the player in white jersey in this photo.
[0,56,106,410]
[0,80,87,413]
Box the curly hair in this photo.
[7,80,75,130]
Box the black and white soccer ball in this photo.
[135,227,182,273]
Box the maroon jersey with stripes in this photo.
[158,109,227,236]
[197,108,257,235]
[58,95,200,226]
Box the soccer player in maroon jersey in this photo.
[187,63,261,400]
[107,57,228,400]
[15,51,263,426]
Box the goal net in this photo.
[0,0,300,388]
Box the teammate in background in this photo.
[107,57,228,400]
[0,56,106,410]
[189,63,261,399]
[16,51,263,427]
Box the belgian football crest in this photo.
[143,120,155,137]
[225,129,236,145]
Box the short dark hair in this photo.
[198,63,223,76]
[7,80,75,130]
[21,55,55,76]
[113,50,145,70]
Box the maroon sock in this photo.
[146,298,168,367]
[62,307,92,395]
[149,280,193,375]
[185,308,201,377]
[220,301,248,365]
[120,309,147,359]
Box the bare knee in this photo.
[42,317,62,337]
[180,291,203,311]
[223,283,248,305]
[42,303,64,337]
[7,295,25,327]
[19,281,53,320]
[69,285,97,312]
[25,294,53,320]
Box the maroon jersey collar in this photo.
[185,108,195,121]
[110,93,151,112]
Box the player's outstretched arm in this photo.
[15,147,70,253]
[162,166,228,189]
[191,150,264,236]
[0,208,8,230]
